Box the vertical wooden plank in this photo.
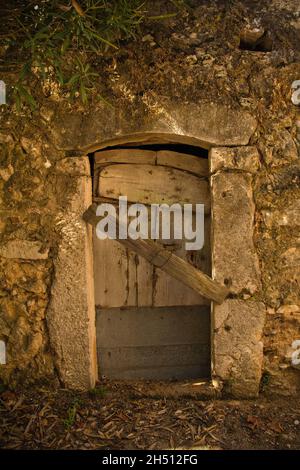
[136,256,153,306]
[153,268,210,306]
[153,213,211,306]
[93,234,129,308]
[126,250,138,307]
[93,233,154,308]
[186,216,211,274]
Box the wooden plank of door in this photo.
[94,148,208,177]
[136,255,153,306]
[84,205,229,304]
[96,306,210,380]
[154,214,211,306]
[93,234,152,308]
[93,235,130,307]
[157,150,208,177]
[97,164,210,213]
[94,149,156,166]
[153,270,211,306]
[93,214,211,307]
[93,205,154,308]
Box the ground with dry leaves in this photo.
[0,381,300,450]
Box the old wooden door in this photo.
[93,148,211,380]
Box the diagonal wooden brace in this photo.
[83,203,229,304]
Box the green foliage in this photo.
[67,58,99,104]
[63,397,82,429]
[13,82,37,111]
[88,386,107,398]
[3,0,183,109]
[10,0,146,108]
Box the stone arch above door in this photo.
[49,101,257,153]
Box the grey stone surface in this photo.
[50,101,257,151]
[46,157,98,390]
[211,171,261,294]
[212,300,266,397]
[209,146,260,174]
[0,240,49,260]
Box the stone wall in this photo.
[0,0,300,395]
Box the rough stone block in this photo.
[262,199,300,228]
[209,146,260,174]
[211,172,261,294]
[0,164,14,181]
[212,300,266,397]
[262,129,298,167]
[0,240,48,260]
[55,157,90,176]
[280,246,300,268]
[277,304,300,321]
[47,157,98,390]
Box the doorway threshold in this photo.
[98,378,219,400]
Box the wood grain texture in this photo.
[84,205,228,304]
[94,149,156,166]
[153,214,211,307]
[98,164,210,212]
[157,150,208,177]
[93,235,129,307]
[96,306,210,380]
[94,149,208,177]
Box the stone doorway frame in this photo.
[47,127,265,397]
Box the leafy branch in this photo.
[1,0,185,110]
